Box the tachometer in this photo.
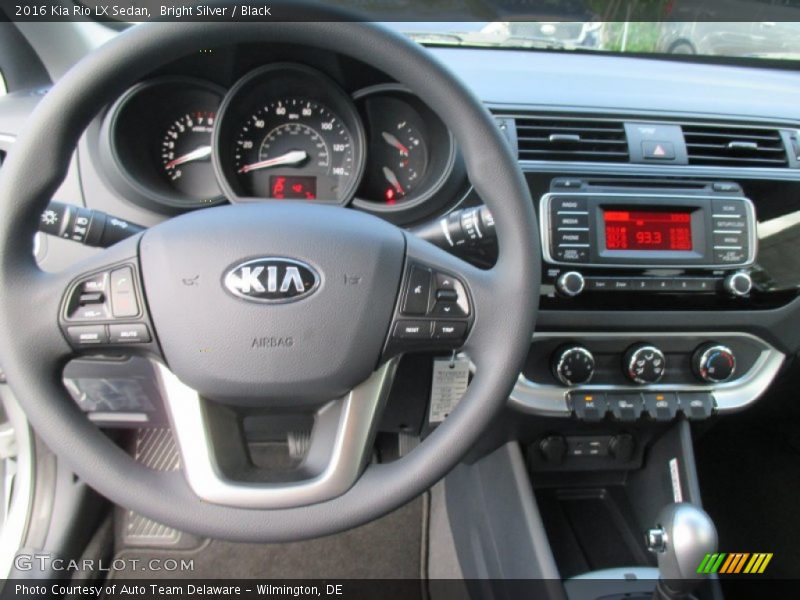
[160,110,217,198]
[233,99,355,201]
[214,64,366,205]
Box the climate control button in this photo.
[552,345,595,386]
[693,344,736,383]
[624,344,666,384]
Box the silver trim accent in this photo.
[555,271,585,297]
[0,391,34,579]
[509,332,784,416]
[222,257,321,305]
[156,360,397,509]
[88,411,149,423]
[724,272,752,297]
[539,192,758,269]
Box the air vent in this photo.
[514,115,629,163]
[682,123,788,168]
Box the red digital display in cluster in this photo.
[270,176,317,200]
[604,209,693,251]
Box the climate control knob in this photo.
[693,344,736,383]
[624,344,666,384]
[552,346,595,386]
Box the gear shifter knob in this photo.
[647,503,718,599]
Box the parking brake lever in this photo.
[38,201,145,248]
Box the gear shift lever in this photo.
[646,503,718,600]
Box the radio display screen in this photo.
[603,209,693,251]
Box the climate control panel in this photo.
[511,332,784,420]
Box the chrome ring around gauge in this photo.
[213,64,366,205]
[100,77,225,211]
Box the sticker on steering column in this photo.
[428,356,470,423]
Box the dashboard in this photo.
[97,54,463,225]
[4,38,800,439]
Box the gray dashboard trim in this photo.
[509,331,784,417]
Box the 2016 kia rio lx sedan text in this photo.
[0,4,799,599]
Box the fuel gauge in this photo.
[379,125,427,202]
[354,87,457,214]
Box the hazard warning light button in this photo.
[642,140,676,160]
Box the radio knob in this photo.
[556,271,585,297]
[693,344,736,383]
[724,272,752,297]
[624,344,666,385]
[552,346,595,386]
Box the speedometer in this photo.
[234,99,355,201]
[213,64,366,205]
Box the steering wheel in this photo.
[0,18,540,542]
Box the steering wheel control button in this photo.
[555,271,585,297]
[393,320,433,340]
[81,273,107,293]
[108,324,151,344]
[553,346,595,386]
[570,392,607,422]
[110,266,139,317]
[401,265,432,315]
[67,325,108,345]
[433,321,467,340]
[693,344,736,383]
[643,392,679,421]
[678,393,715,420]
[624,344,666,384]
[609,393,644,421]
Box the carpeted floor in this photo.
[108,495,426,581]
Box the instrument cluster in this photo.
[100,63,463,223]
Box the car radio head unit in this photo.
[541,181,756,269]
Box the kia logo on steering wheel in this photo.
[223,258,320,303]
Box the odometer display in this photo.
[233,98,355,202]
[604,209,693,251]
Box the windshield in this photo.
[386,21,800,61]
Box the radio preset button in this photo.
[585,277,611,291]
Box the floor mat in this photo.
[108,495,426,580]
